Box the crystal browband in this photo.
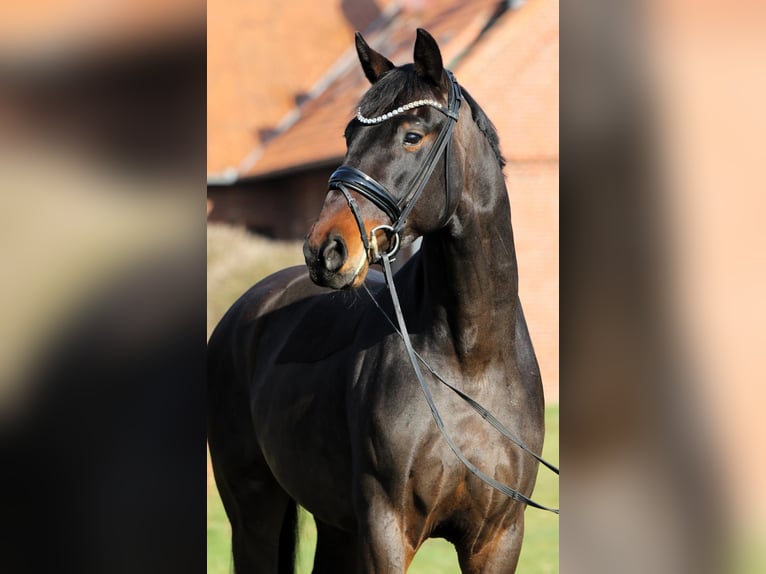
[356,99,447,125]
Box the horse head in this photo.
[303,29,464,289]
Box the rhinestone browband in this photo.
[356,99,446,125]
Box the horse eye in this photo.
[403,132,423,145]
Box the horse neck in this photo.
[420,157,518,370]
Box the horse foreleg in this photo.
[455,515,524,574]
[216,465,296,574]
[355,492,412,574]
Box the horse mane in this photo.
[459,86,506,170]
[355,65,506,170]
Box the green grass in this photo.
[207,478,234,574]
[516,403,559,573]
[207,223,558,571]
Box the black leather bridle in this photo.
[327,69,559,514]
[327,69,462,262]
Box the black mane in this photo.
[460,86,506,169]
[355,65,506,170]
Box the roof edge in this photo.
[213,156,343,186]
[233,3,401,181]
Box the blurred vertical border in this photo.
[0,2,207,573]
[562,0,766,572]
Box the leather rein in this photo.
[327,71,559,515]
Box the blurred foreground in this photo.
[0,3,206,572]
[563,1,766,572]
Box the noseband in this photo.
[328,70,462,261]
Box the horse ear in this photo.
[355,32,394,84]
[413,28,444,86]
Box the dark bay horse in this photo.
[207,29,546,573]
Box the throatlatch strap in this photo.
[393,71,462,234]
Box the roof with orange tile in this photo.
[232,0,511,180]
[222,0,558,181]
[207,0,398,177]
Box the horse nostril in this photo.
[321,235,347,272]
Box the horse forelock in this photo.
[356,65,443,122]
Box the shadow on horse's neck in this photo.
[418,157,518,370]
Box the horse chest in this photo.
[357,356,520,482]
[365,397,522,537]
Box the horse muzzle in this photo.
[303,232,369,290]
